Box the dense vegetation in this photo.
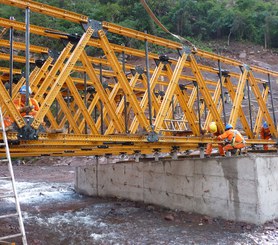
[0,0,278,49]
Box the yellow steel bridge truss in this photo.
[0,0,277,157]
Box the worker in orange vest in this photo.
[4,85,39,130]
[260,121,271,150]
[217,124,246,155]
[13,85,39,117]
[206,122,224,157]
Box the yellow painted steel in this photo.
[0,0,277,157]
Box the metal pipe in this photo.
[145,30,153,129]
[218,60,227,125]
[9,16,15,98]
[194,81,202,135]
[268,74,277,128]
[100,64,104,135]
[25,7,30,107]
[246,79,253,132]
[84,71,88,134]
[122,51,128,133]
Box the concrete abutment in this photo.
[74,154,278,225]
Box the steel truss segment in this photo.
[56,92,80,134]
[225,76,253,138]
[164,63,200,135]
[31,27,93,129]
[228,69,248,128]
[105,74,140,134]
[66,76,98,134]
[130,62,165,134]
[0,39,49,53]
[34,43,73,102]
[98,30,151,132]
[0,78,25,127]
[154,53,188,132]
[189,54,225,133]
[80,51,125,133]
[253,86,269,137]
[0,0,88,24]
[248,71,278,138]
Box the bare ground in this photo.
[0,156,278,245]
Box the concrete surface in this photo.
[74,154,278,224]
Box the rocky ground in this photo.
[0,156,278,245]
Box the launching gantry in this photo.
[0,0,277,158]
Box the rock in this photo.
[239,51,247,59]
[164,214,174,221]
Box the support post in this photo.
[218,60,227,125]
[25,7,30,107]
[9,16,14,97]
[268,74,277,128]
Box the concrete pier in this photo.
[74,154,278,225]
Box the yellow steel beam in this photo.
[0,39,49,53]
[0,67,21,74]
[0,0,88,24]
[0,52,35,63]
[31,27,93,129]
[102,22,182,50]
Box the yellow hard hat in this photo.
[208,122,217,133]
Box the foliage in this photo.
[0,0,278,49]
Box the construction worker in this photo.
[217,124,246,155]
[260,121,271,150]
[206,122,224,157]
[13,85,39,117]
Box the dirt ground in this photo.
[0,156,278,245]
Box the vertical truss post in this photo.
[145,31,153,130]
[218,60,227,125]
[246,78,253,133]
[25,7,30,107]
[122,51,128,133]
[66,88,70,134]
[9,16,14,97]
[268,74,277,128]
[84,71,88,134]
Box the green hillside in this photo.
[0,0,278,49]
